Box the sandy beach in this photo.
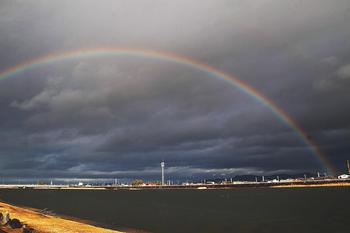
[0,201,123,233]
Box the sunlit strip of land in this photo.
[1,178,350,190]
[272,182,350,188]
[0,202,122,233]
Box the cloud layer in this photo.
[0,0,350,179]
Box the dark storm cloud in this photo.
[0,0,350,179]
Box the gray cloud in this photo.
[337,64,350,79]
[0,0,350,179]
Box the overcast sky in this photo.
[0,0,349,180]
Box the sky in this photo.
[0,0,349,181]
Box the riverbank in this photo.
[2,178,350,190]
[0,201,123,233]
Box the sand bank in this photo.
[0,201,123,233]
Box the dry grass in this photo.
[0,202,123,233]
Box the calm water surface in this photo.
[0,187,349,233]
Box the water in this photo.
[0,187,349,233]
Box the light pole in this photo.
[161,162,165,186]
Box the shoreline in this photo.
[1,179,350,190]
[0,201,124,233]
[271,182,350,188]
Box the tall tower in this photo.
[161,162,165,186]
[347,160,350,175]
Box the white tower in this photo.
[161,162,165,186]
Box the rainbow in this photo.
[0,47,336,174]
